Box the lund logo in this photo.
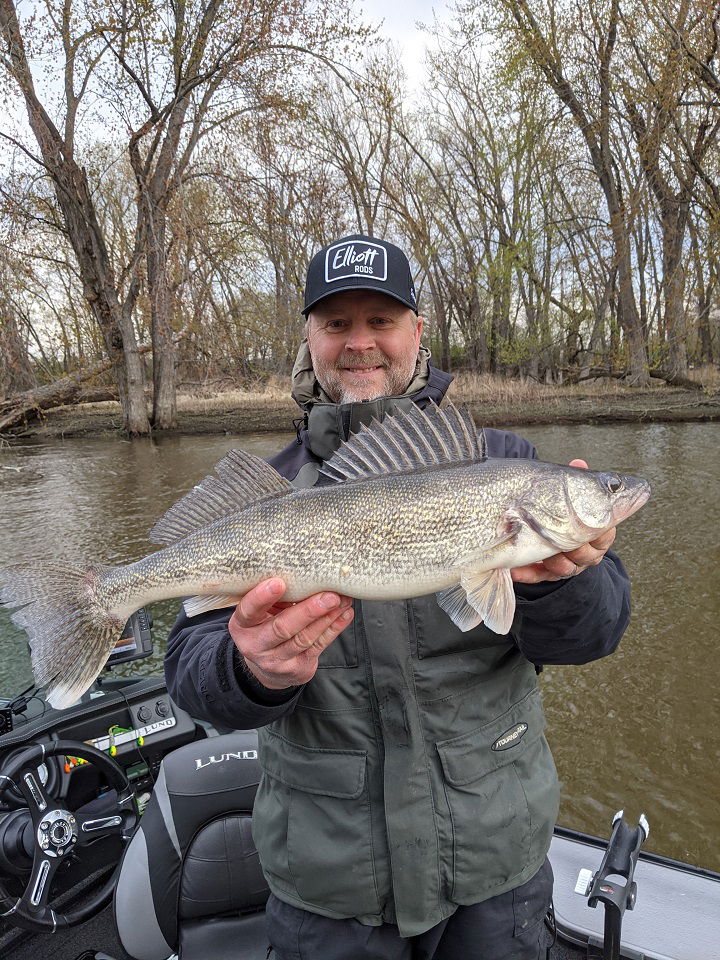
[491,723,528,752]
[195,750,258,770]
[325,241,387,283]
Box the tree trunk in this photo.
[0,359,111,433]
[589,266,615,359]
[64,167,150,433]
[145,214,177,429]
[427,273,451,371]
[689,218,715,364]
[501,0,650,384]
[696,285,714,365]
[660,207,689,380]
[0,346,154,434]
[610,213,650,384]
[0,311,36,398]
[467,287,489,372]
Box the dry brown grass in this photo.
[687,364,719,390]
[48,367,712,426]
[177,374,293,404]
[173,371,663,415]
[447,372,648,405]
[54,376,295,417]
[176,379,294,413]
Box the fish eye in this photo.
[607,477,623,493]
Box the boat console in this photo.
[0,612,211,957]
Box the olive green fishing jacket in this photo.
[165,366,631,938]
[253,595,559,938]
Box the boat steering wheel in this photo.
[0,740,138,931]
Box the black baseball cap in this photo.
[302,234,418,316]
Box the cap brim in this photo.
[303,281,418,316]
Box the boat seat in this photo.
[113,731,269,960]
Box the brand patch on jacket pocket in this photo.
[491,722,529,751]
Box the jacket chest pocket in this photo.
[435,689,558,899]
[407,595,503,659]
[254,730,379,915]
[317,616,359,668]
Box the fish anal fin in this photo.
[183,594,244,618]
[150,450,293,546]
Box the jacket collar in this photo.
[298,363,453,462]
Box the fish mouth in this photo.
[613,478,652,523]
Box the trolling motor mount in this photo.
[574,810,649,960]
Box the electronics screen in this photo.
[106,608,153,666]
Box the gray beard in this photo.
[312,350,418,404]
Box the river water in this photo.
[0,422,718,871]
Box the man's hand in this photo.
[510,459,617,584]
[228,578,354,690]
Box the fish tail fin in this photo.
[0,560,125,709]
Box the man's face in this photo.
[306,291,423,404]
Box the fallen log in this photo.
[570,366,707,391]
[0,348,152,435]
[648,368,709,391]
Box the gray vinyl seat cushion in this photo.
[113,731,269,960]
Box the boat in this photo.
[1,615,718,960]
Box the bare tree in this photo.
[0,0,151,431]
[493,0,651,383]
[0,0,363,431]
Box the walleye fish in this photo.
[0,403,650,709]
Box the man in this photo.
[165,234,630,960]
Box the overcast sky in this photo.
[356,0,453,89]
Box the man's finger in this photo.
[233,578,287,628]
[314,606,355,650]
[287,605,355,657]
[268,592,350,648]
[569,458,589,469]
[563,528,616,567]
[589,527,616,552]
[536,553,579,578]
[510,563,564,584]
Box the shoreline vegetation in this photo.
[6,371,719,441]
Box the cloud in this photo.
[357,0,451,91]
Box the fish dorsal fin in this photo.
[320,402,486,483]
[149,449,292,545]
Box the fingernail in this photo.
[339,608,354,622]
[319,593,340,610]
[266,579,283,597]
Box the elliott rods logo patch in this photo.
[325,240,388,282]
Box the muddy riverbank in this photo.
[8,383,719,440]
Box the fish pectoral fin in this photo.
[437,566,516,635]
[435,583,484,632]
[435,523,522,633]
[461,567,516,635]
[183,594,244,617]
